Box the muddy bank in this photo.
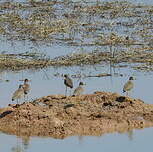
[0,92,153,139]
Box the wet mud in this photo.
[0,92,153,139]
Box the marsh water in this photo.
[1,0,153,151]
[0,127,153,152]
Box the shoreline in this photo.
[0,92,153,139]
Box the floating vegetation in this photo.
[0,51,51,70]
[50,49,153,68]
[0,0,152,44]
[1,48,153,71]
[52,51,110,66]
[0,1,153,71]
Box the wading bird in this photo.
[22,79,30,101]
[64,74,73,96]
[12,85,25,104]
[123,76,134,96]
[73,82,85,96]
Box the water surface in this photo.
[0,127,153,152]
[0,0,153,151]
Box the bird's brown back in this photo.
[23,83,30,94]
[12,88,24,100]
[64,77,73,88]
[73,86,84,96]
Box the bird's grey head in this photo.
[79,82,84,86]
[129,76,134,80]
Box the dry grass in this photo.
[1,48,153,71]
[0,1,152,44]
[0,1,153,71]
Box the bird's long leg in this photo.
[19,98,21,104]
[129,91,132,97]
[26,95,29,101]
[69,89,71,96]
[65,86,67,96]
[24,94,28,101]
[131,89,134,97]
[24,94,26,101]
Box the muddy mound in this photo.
[0,92,153,139]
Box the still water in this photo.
[0,127,152,152]
[0,65,153,107]
[0,64,152,152]
[0,0,153,151]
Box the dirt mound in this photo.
[0,92,153,139]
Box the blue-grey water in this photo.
[0,61,152,152]
[0,65,152,107]
[0,0,153,151]
[0,128,152,152]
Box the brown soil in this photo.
[0,92,153,139]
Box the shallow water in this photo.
[0,127,153,152]
[0,64,152,107]
[1,0,153,4]
[0,0,153,151]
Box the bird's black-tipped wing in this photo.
[64,77,73,88]
[23,84,30,94]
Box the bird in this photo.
[123,76,134,96]
[22,79,30,101]
[125,36,129,41]
[12,85,25,104]
[73,82,85,96]
[64,74,73,96]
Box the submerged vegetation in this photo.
[0,0,153,71]
[0,51,51,70]
[1,49,153,71]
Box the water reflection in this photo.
[127,130,134,141]
[0,127,149,152]
[11,145,23,152]
[11,136,30,152]
[22,136,30,151]
[10,108,30,152]
[10,131,136,152]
